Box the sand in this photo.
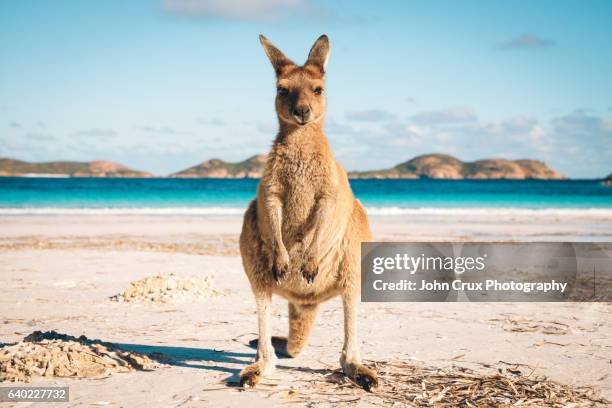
[0,213,611,407]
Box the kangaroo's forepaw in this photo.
[272,249,290,284]
[239,364,262,388]
[344,362,379,392]
[301,258,318,284]
[272,263,288,284]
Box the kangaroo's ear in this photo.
[259,34,294,75]
[306,34,330,73]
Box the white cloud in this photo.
[137,125,193,135]
[411,107,477,125]
[345,109,396,122]
[550,111,612,159]
[551,111,612,135]
[163,0,308,21]
[499,34,555,50]
[197,117,226,126]
[4,106,610,177]
[384,122,421,138]
[25,132,55,141]
[472,116,547,142]
[256,121,277,134]
[73,128,118,138]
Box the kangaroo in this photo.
[239,34,378,391]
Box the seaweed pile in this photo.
[247,360,608,407]
[0,331,163,382]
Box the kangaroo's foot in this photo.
[239,363,262,388]
[241,294,277,388]
[340,292,378,391]
[341,358,379,392]
[239,358,276,388]
[248,336,291,358]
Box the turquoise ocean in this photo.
[0,178,610,215]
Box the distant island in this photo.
[348,154,566,180]
[0,154,569,179]
[170,155,266,178]
[0,158,154,178]
[170,153,565,180]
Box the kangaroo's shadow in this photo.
[246,337,341,376]
[116,342,254,385]
[116,339,341,387]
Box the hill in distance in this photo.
[348,154,565,180]
[0,158,154,178]
[0,154,567,179]
[170,155,267,178]
[171,153,565,180]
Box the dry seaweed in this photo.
[0,331,164,382]
[246,360,608,407]
[489,317,570,335]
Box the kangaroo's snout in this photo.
[292,105,311,124]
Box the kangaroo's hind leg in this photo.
[286,302,319,357]
[340,290,379,391]
[239,201,277,387]
[248,302,319,358]
[239,291,277,388]
[338,200,378,391]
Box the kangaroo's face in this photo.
[275,66,326,126]
[260,35,330,127]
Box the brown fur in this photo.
[239,34,378,391]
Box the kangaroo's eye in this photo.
[277,87,289,96]
[314,87,323,95]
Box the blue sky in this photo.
[0,0,611,177]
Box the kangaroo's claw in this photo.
[272,263,288,284]
[239,364,262,388]
[356,369,378,392]
[301,255,318,285]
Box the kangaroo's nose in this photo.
[292,106,311,123]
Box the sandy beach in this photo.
[1,213,611,407]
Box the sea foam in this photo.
[0,207,611,217]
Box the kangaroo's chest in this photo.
[272,149,330,228]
